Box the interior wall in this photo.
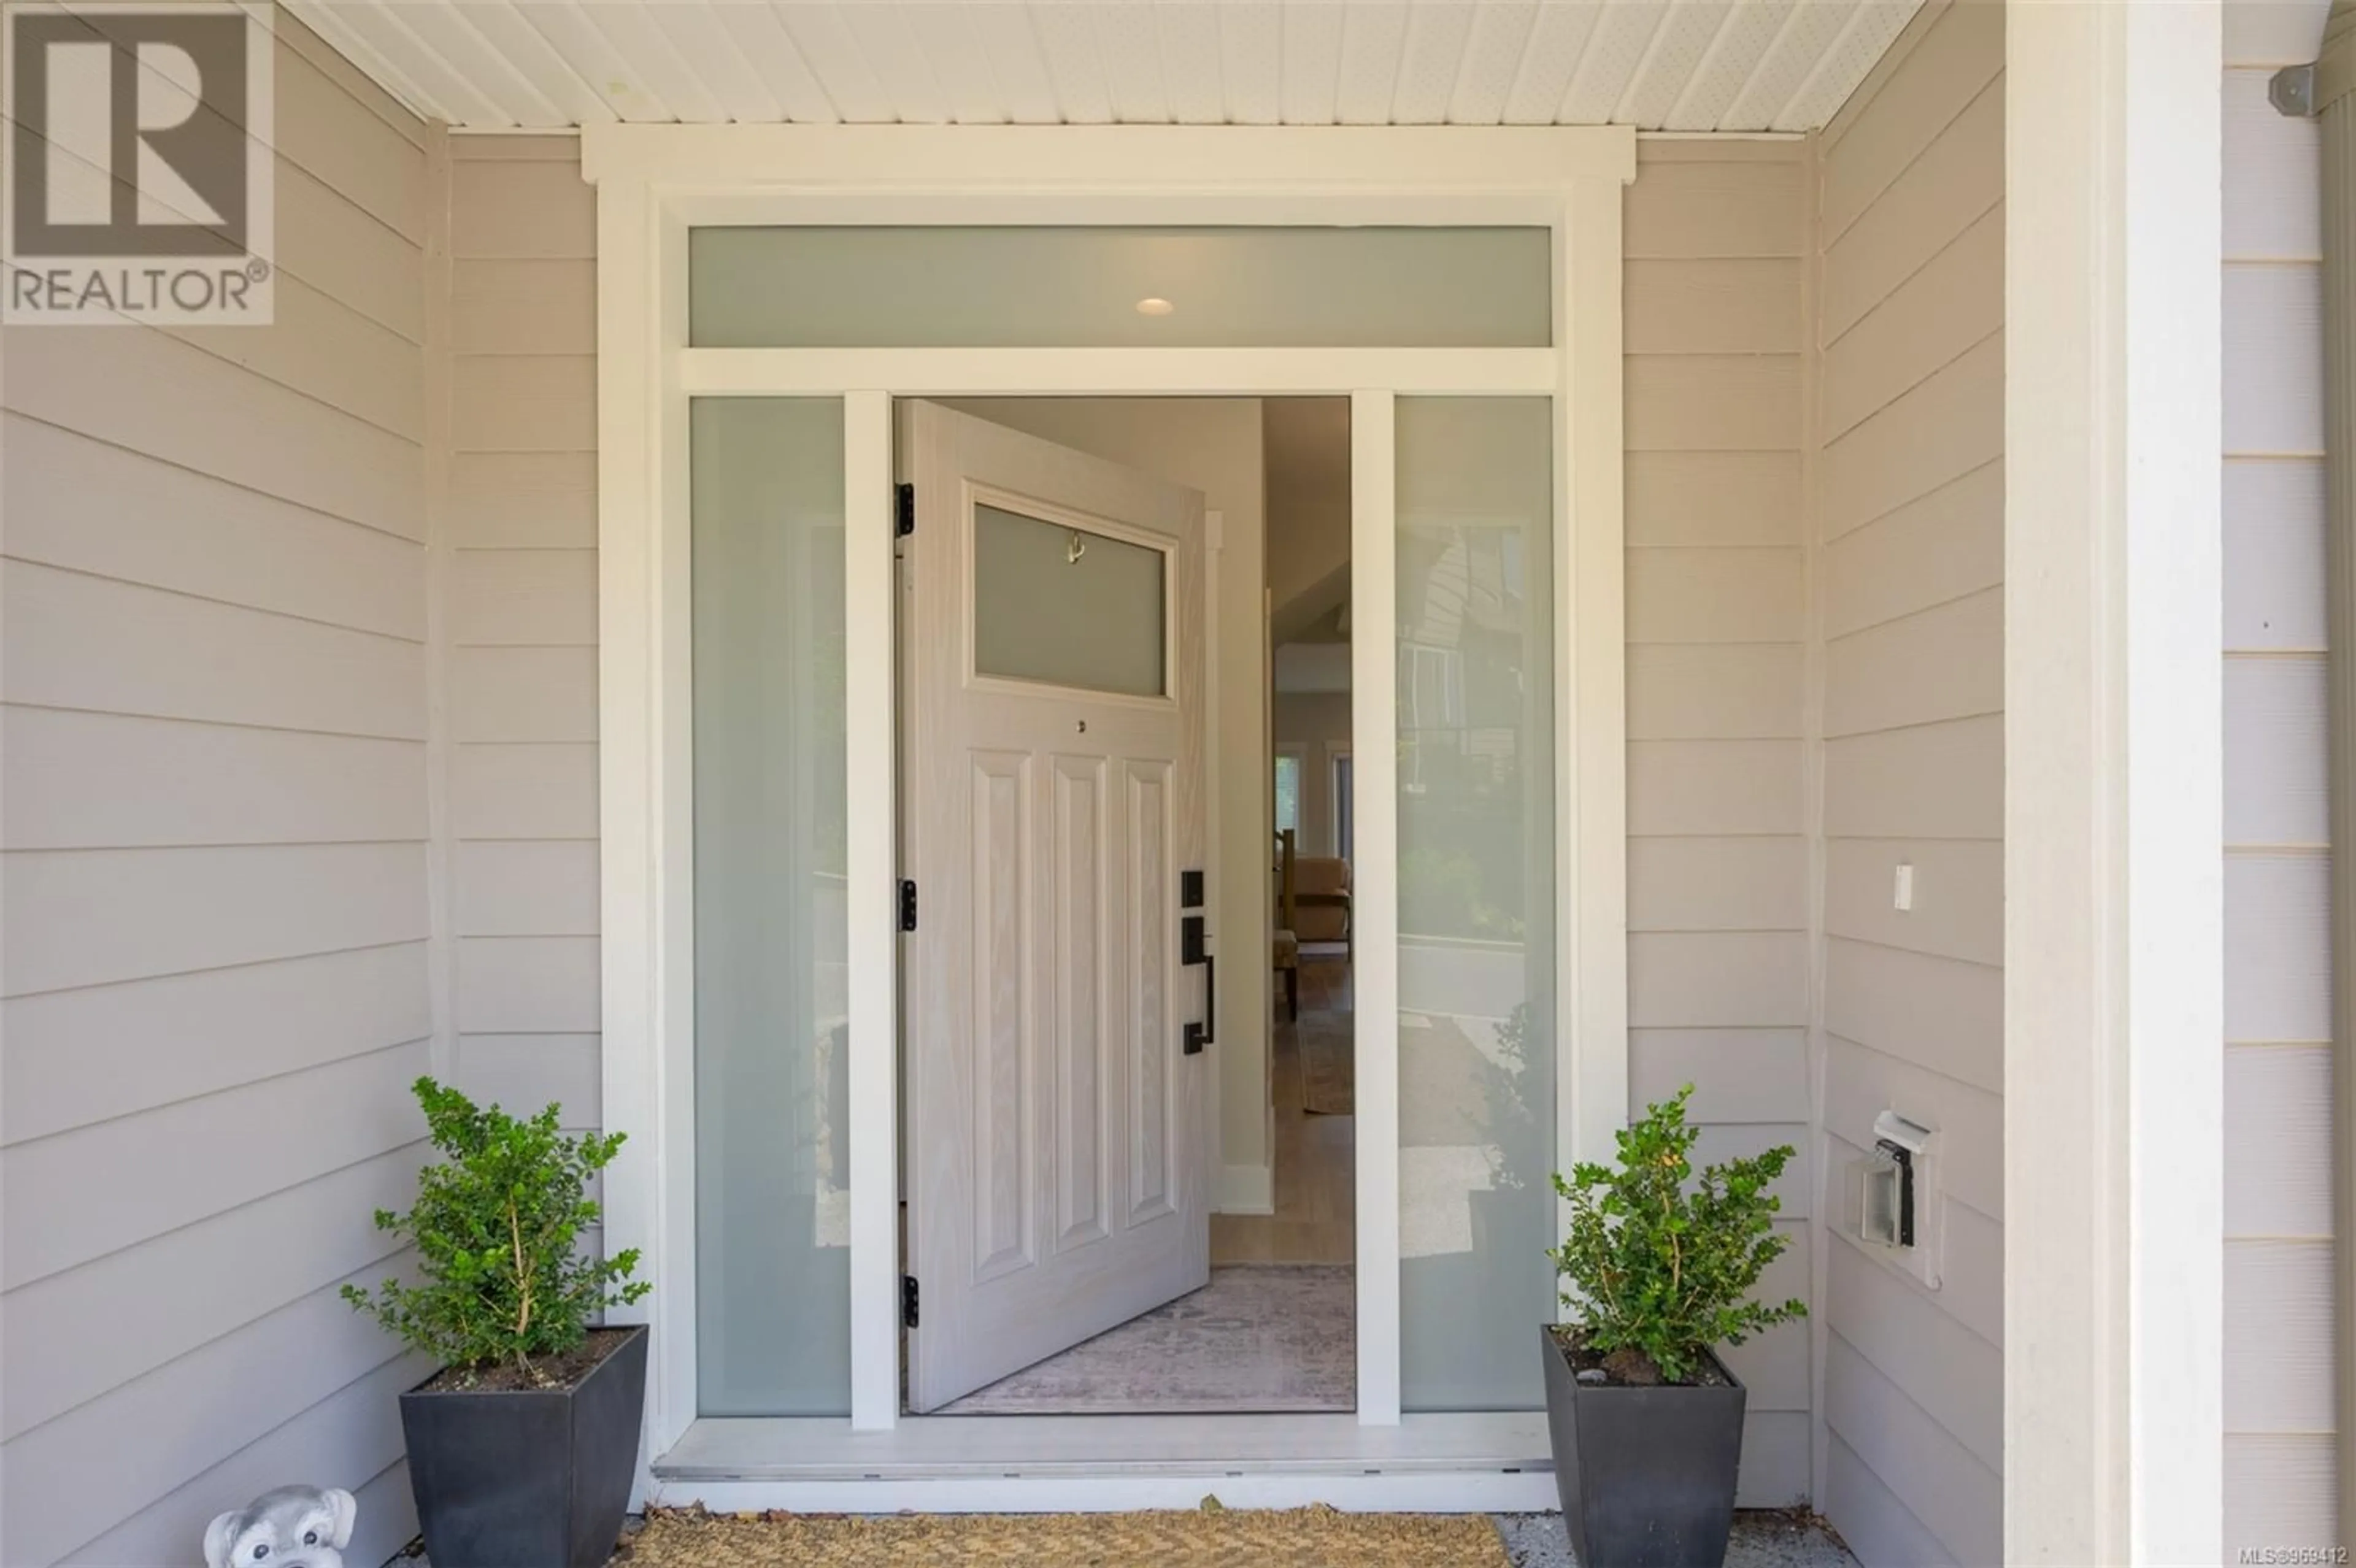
[1621,139,1814,1505]
[1274,691,1351,858]
[2220,0,2337,1547]
[1805,3,2004,1562]
[0,17,436,1566]
[941,399,1274,1206]
[1263,398,1352,642]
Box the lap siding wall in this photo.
[1807,3,2006,1562]
[1623,137,1814,1507]
[2220,0,2339,1548]
[0,15,437,1565]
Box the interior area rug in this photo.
[937,1263,1354,1414]
[1296,1009,1355,1115]
[620,1505,1512,1566]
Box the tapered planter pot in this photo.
[399,1326,648,1568]
[1541,1326,1747,1568]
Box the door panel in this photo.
[1127,758,1174,1225]
[1051,753,1107,1253]
[969,749,1031,1284]
[900,400,1209,1413]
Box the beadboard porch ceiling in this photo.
[280,0,1925,134]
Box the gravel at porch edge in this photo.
[1492,1510,1858,1568]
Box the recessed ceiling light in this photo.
[1136,297,1175,317]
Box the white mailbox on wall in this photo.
[1845,1110,1943,1291]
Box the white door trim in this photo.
[1348,390,1403,1424]
[589,124,1634,1471]
[844,390,898,1431]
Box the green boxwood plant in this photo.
[344,1077,649,1382]
[1550,1085,1806,1385]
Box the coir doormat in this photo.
[618,1503,1512,1566]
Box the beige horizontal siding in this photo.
[0,14,431,1564]
[2229,1044,2336,1238]
[2220,70,2336,1494]
[1823,1331,2000,1564]
[2227,458,2328,651]
[2220,16,2335,1535]
[1,945,429,1146]
[1623,450,1802,547]
[1820,461,2001,640]
[1809,5,2004,1562]
[1623,140,1811,1505]
[445,138,603,1132]
[1625,645,1806,739]
[1822,714,2002,840]
[1823,1434,1956,1567]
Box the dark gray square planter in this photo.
[398,1326,648,1568]
[1541,1325,1747,1568]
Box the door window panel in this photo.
[972,502,1166,698]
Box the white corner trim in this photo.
[420,123,456,1088]
[598,174,698,1469]
[2004,1,2225,1562]
[1215,1163,1276,1217]
[1558,175,1629,1194]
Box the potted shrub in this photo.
[1541,1086,1805,1568]
[344,1078,650,1568]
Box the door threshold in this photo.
[656,1411,1549,1480]
[651,1413,1557,1514]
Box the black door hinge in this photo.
[895,482,915,537]
[901,1274,920,1328]
[899,879,918,932]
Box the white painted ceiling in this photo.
[286,0,1925,133]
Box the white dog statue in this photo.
[203,1486,357,1568]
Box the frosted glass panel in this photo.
[973,503,1166,697]
[691,227,1550,348]
[691,398,852,1416]
[1395,397,1557,1412]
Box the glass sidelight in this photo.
[690,398,853,1416]
[1393,397,1557,1412]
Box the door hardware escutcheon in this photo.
[1181,911,1213,1054]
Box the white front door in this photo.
[897,400,1210,1413]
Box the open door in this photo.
[897,400,1211,1413]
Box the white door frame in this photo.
[585,125,1634,1469]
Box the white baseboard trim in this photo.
[1216,1162,1274,1215]
[651,1472,1557,1515]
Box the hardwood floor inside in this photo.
[1211,958,1356,1266]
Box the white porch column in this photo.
[2005,1,2225,1562]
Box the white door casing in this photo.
[898,400,1211,1413]
[587,125,1636,1456]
